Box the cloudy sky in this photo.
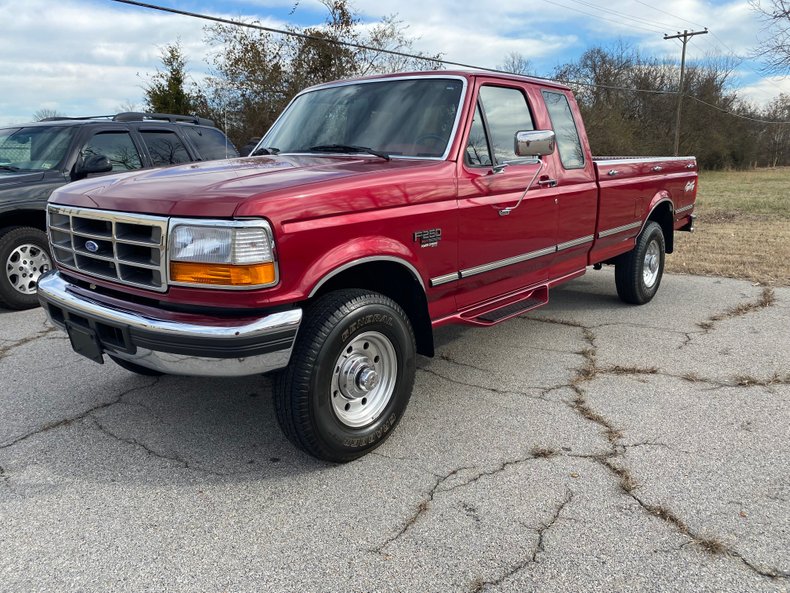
[1,0,787,125]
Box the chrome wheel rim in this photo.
[6,243,51,295]
[331,331,397,428]
[643,240,660,288]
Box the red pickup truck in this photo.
[38,71,697,462]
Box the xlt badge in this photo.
[413,228,442,248]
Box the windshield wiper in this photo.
[0,165,20,172]
[250,146,280,156]
[308,144,390,161]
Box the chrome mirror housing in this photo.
[514,130,556,158]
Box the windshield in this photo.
[263,78,465,159]
[0,126,76,172]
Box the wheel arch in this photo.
[309,257,434,357]
[642,195,674,254]
[0,208,47,234]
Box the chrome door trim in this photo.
[460,245,556,278]
[556,234,594,251]
[430,272,460,287]
[675,203,695,213]
[598,221,642,239]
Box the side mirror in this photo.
[74,154,113,178]
[514,130,555,158]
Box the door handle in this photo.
[538,178,558,187]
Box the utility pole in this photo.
[664,28,708,156]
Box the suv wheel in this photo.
[0,227,53,310]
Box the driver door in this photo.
[455,82,558,309]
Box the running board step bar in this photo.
[458,285,549,327]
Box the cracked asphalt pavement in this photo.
[1,270,788,592]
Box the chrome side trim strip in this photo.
[598,221,642,239]
[593,156,697,166]
[430,272,460,287]
[556,234,594,252]
[460,246,556,278]
[675,203,695,214]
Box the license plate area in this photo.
[65,321,104,363]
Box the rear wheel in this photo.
[615,221,665,305]
[0,226,53,310]
[274,289,416,462]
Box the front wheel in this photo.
[615,221,666,305]
[273,289,416,462]
[0,226,53,310]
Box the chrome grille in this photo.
[47,205,168,292]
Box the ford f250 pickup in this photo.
[38,71,697,462]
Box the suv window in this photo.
[0,126,76,171]
[141,130,190,166]
[478,86,535,164]
[542,90,585,169]
[183,126,238,160]
[83,131,142,172]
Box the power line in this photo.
[109,0,789,125]
[537,0,667,34]
[687,95,789,123]
[665,29,710,155]
[560,0,679,32]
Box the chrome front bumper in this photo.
[37,271,302,377]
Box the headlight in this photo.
[168,219,277,289]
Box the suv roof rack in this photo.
[113,112,215,127]
[40,115,114,121]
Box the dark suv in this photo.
[0,112,239,309]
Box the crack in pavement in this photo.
[526,314,790,582]
[469,489,574,592]
[418,366,555,403]
[0,377,161,451]
[373,448,563,558]
[681,287,776,348]
[372,465,477,556]
[89,415,250,478]
[0,326,56,361]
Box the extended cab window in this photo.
[478,86,534,164]
[183,126,239,160]
[542,90,585,169]
[141,130,190,166]
[83,131,142,172]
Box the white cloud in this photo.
[1,0,786,125]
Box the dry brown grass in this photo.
[666,168,790,286]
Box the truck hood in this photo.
[48,155,446,218]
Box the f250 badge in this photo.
[413,228,442,248]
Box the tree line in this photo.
[142,0,790,169]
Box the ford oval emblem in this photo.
[84,240,99,253]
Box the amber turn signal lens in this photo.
[170,261,276,286]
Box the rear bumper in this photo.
[37,271,302,377]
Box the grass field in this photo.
[667,168,790,286]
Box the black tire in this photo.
[0,226,53,310]
[274,289,416,462]
[615,221,666,305]
[109,354,164,376]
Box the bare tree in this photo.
[750,0,790,73]
[32,108,64,121]
[497,52,534,76]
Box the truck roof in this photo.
[303,70,572,93]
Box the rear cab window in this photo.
[541,90,585,169]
